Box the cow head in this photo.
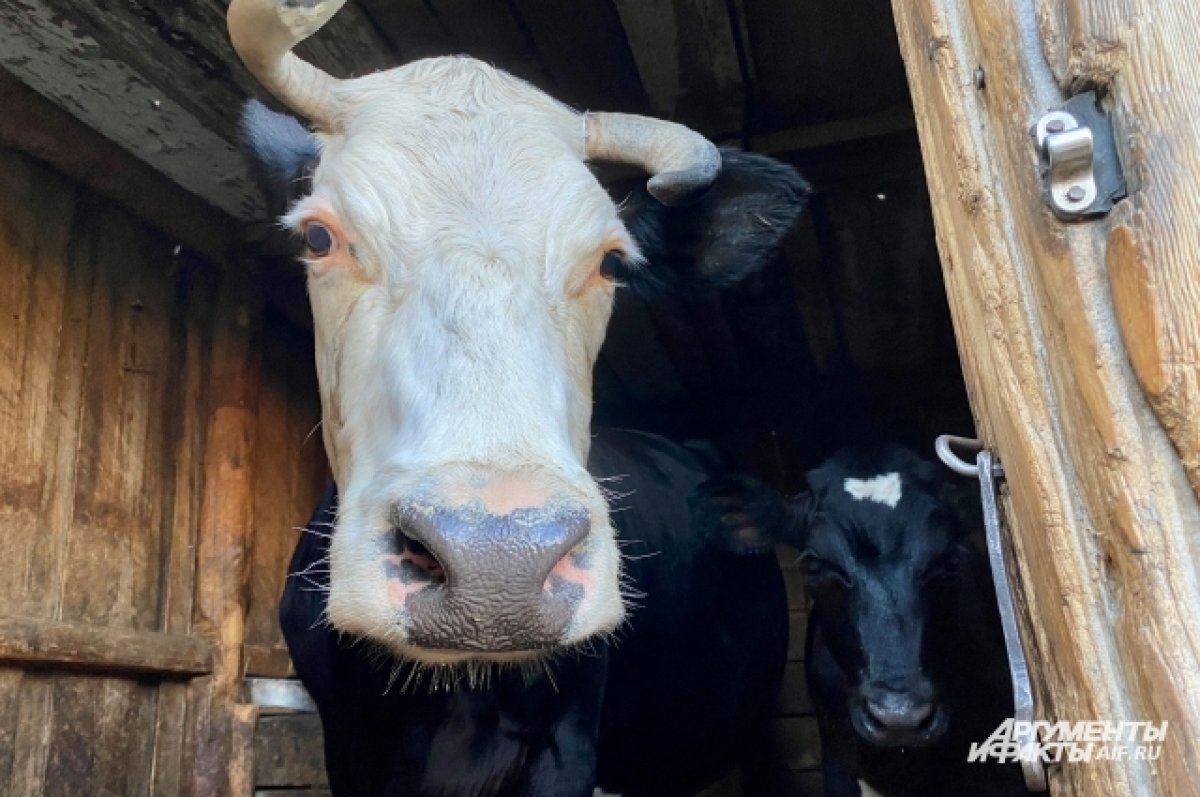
[230,0,808,665]
[794,448,983,747]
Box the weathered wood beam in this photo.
[0,69,236,265]
[0,618,213,677]
[189,268,264,796]
[612,0,742,134]
[749,107,916,155]
[0,0,394,221]
[1039,2,1200,499]
[511,0,647,113]
[892,0,1200,794]
[355,0,454,61]
[423,0,550,88]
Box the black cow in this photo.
[283,429,788,797]
[694,446,1031,797]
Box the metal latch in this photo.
[1033,91,1126,220]
[244,677,317,712]
[935,435,1048,791]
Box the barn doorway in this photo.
[0,1,977,796]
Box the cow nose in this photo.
[389,501,591,652]
[857,682,943,747]
[865,690,935,730]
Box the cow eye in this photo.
[599,250,632,283]
[303,221,334,257]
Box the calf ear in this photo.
[240,100,321,217]
[620,149,811,299]
[780,491,816,550]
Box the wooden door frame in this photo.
[891,1,1200,795]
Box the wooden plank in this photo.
[890,0,1200,794]
[612,0,680,119]
[357,0,454,61]
[770,716,821,771]
[749,107,916,154]
[243,644,295,680]
[740,0,908,131]
[40,675,158,797]
[612,0,741,134]
[0,619,212,677]
[254,714,329,789]
[0,71,237,266]
[247,319,326,663]
[0,146,89,621]
[424,0,549,88]
[150,682,191,797]
[776,661,812,717]
[59,201,180,631]
[512,0,648,113]
[1039,0,1200,499]
[0,0,394,220]
[189,268,264,796]
[6,671,54,797]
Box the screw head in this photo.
[1066,185,1086,202]
[1046,118,1065,134]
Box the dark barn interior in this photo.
[0,1,974,795]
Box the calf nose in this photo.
[865,690,935,730]
[389,501,591,651]
[856,681,943,747]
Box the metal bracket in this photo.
[1033,91,1126,221]
[244,677,317,713]
[935,436,1048,792]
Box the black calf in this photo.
[694,445,1031,797]
[282,429,788,797]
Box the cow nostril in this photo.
[393,526,446,583]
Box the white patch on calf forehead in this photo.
[843,472,903,508]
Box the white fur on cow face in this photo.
[287,58,635,662]
[843,472,903,509]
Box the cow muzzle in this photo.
[853,678,947,747]
[384,500,592,652]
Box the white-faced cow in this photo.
[694,447,1033,797]
[229,0,807,794]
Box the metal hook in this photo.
[934,436,1047,791]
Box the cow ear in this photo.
[619,149,811,299]
[240,100,321,218]
[780,491,816,550]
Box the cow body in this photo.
[284,429,788,797]
[695,446,1030,797]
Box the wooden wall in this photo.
[0,142,325,796]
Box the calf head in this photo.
[230,0,808,664]
[795,448,980,747]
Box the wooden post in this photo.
[890,0,1200,795]
[189,268,263,797]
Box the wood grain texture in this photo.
[612,0,742,134]
[0,618,212,677]
[246,321,327,673]
[254,714,329,789]
[189,267,264,796]
[0,0,393,220]
[890,0,1200,794]
[512,0,648,114]
[1037,0,1200,499]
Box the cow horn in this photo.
[227,0,345,130]
[584,112,721,206]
